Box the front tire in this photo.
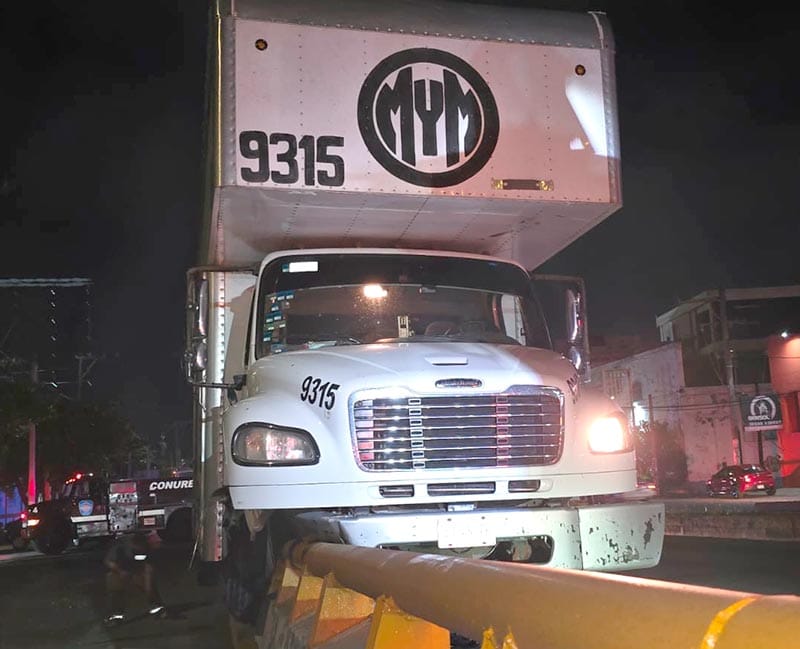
[196,560,221,587]
[34,518,72,555]
[221,509,276,624]
[162,508,192,543]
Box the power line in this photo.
[616,392,796,412]
[0,278,92,287]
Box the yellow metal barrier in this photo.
[256,541,800,649]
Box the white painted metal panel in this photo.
[207,9,621,268]
[234,21,612,200]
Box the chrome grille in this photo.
[352,389,563,471]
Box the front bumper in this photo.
[291,501,664,571]
[73,517,112,539]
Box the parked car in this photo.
[706,464,776,498]
[1,514,32,551]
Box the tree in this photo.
[38,400,147,487]
[637,420,688,490]
[0,377,52,499]
[0,376,146,499]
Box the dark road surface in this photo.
[0,540,231,649]
[619,535,800,596]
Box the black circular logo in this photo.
[358,48,500,188]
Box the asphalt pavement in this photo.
[0,539,231,649]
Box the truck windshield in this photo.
[255,253,551,357]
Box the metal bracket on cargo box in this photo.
[492,178,554,191]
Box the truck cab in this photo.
[189,248,662,570]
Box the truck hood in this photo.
[247,342,578,396]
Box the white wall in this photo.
[678,386,777,481]
[592,342,684,430]
[593,342,775,484]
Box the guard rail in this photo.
[257,541,800,649]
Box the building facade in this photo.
[767,333,800,486]
[592,285,799,490]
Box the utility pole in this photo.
[27,359,38,505]
[649,393,661,494]
[719,289,743,464]
[75,353,97,400]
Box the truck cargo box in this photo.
[205,0,620,269]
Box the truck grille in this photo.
[351,388,563,471]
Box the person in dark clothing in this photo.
[104,532,166,624]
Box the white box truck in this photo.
[185,0,664,577]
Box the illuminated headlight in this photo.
[232,423,319,466]
[25,518,40,528]
[588,414,632,453]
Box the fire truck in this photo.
[22,472,193,554]
[130,474,193,542]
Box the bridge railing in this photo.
[256,541,800,649]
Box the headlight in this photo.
[588,414,632,453]
[232,423,319,466]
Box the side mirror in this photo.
[530,274,591,378]
[197,279,208,337]
[185,271,209,383]
[566,287,583,344]
[192,340,208,371]
[184,265,257,389]
[565,287,585,372]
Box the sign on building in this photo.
[740,393,783,432]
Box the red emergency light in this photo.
[65,471,94,484]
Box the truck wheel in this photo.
[163,508,192,543]
[34,519,72,555]
[11,535,30,552]
[228,514,283,608]
[197,560,221,587]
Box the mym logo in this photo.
[358,48,499,187]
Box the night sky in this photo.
[1,1,799,437]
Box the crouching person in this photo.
[104,532,166,624]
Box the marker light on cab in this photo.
[588,413,633,453]
[232,423,320,466]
